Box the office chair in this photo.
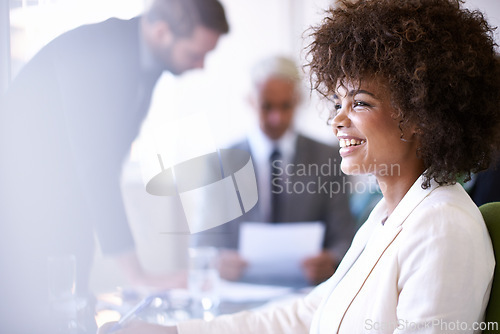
[479,202,500,334]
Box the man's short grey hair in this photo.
[250,56,301,89]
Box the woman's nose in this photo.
[331,107,350,129]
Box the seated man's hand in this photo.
[97,321,177,334]
[301,250,339,285]
[217,249,248,281]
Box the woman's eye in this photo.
[354,100,371,108]
[334,103,342,111]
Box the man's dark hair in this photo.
[145,0,229,37]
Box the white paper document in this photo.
[239,222,325,282]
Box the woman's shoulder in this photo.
[403,182,486,239]
[424,182,482,220]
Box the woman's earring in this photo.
[399,121,410,142]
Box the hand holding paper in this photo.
[238,222,325,285]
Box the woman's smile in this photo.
[337,134,366,157]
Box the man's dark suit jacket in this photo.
[195,134,356,285]
[0,16,161,332]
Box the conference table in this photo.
[94,280,311,328]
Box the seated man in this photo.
[193,55,356,286]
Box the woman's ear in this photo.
[410,123,424,138]
[398,120,421,142]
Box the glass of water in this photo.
[188,247,220,319]
[47,254,80,333]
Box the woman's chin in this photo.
[340,161,364,175]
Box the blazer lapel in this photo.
[331,224,403,332]
[309,201,384,333]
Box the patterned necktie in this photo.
[270,148,283,222]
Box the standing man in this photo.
[194,56,355,287]
[0,0,228,332]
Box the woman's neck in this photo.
[376,164,425,216]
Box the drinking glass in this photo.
[47,254,82,334]
[188,247,220,319]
